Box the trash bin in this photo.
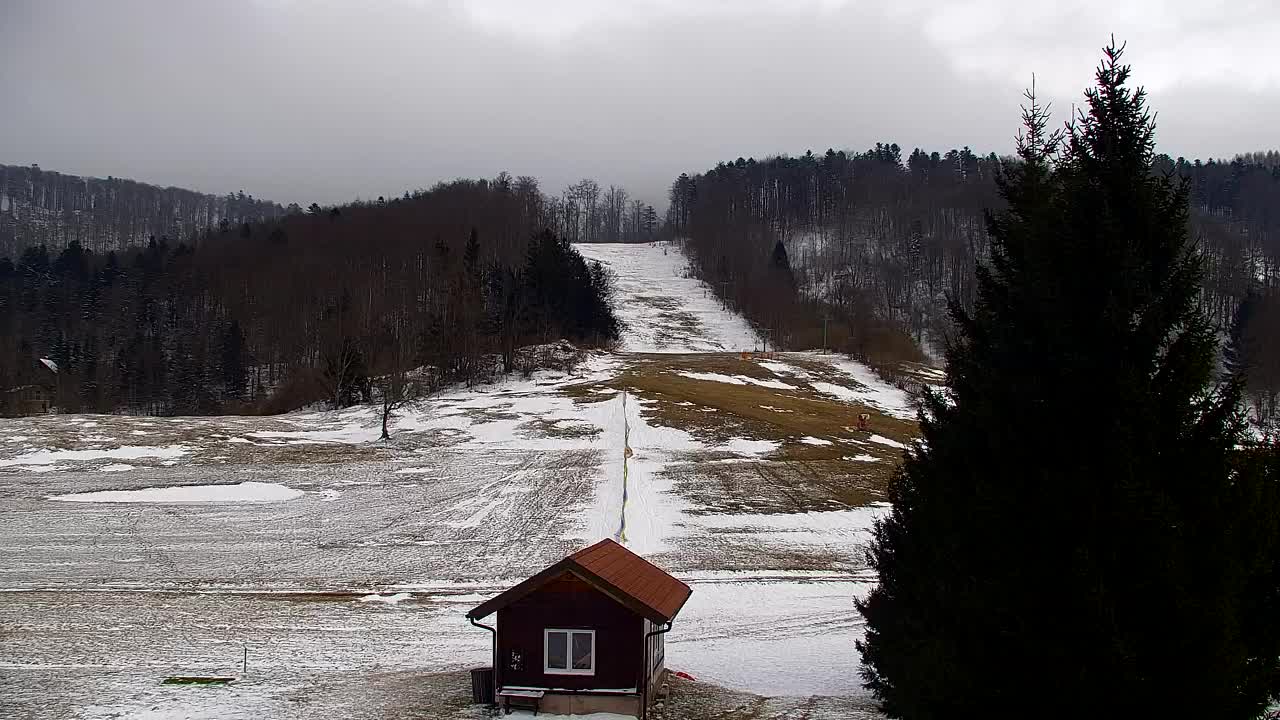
[470,666,495,705]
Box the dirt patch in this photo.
[665,534,857,573]
[289,669,476,719]
[521,417,602,440]
[162,676,234,685]
[210,442,385,465]
[267,591,368,603]
[658,675,882,720]
[561,352,910,515]
[454,407,524,424]
[608,353,916,453]
[670,456,887,515]
[631,295,707,347]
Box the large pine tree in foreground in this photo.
[857,42,1280,718]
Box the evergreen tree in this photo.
[857,42,1280,718]
[463,228,481,284]
[1225,288,1259,378]
[770,238,791,272]
[79,336,100,412]
[220,319,248,403]
[486,262,524,373]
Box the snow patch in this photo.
[501,707,637,712]
[49,481,304,504]
[717,438,779,456]
[245,406,386,445]
[757,405,794,413]
[803,353,918,420]
[810,381,863,403]
[0,445,188,467]
[673,575,882,697]
[677,371,794,390]
[359,592,412,604]
[575,242,763,353]
[757,360,810,378]
[868,434,908,449]
[582,391,703,555]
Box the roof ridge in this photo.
[588,539,692,593]
[468,538,691,623]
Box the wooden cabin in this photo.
[467,539,692,718]
[2,357,58,417]
[1,384,52,417]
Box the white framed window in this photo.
[544,628,595,675]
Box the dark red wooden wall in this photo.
[496,572,643,690]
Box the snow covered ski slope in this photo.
[576,242,763,353]
[0,242,919,720]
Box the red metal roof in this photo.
[467,539,692,624]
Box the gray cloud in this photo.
[2,0,1275,208]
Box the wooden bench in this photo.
[498,688,545,715]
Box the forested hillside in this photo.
[0,174,626,415]
[671,146,1280,423]
[0,164,284,257]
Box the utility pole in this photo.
[822,315,828,354]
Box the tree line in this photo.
[670,138,1280,424]
[545,178,661,244]
[0,163,284,258]
[0,174,624,416]
[0,162,661,256]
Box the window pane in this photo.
[572,632,593,670]
[547,631,567,669]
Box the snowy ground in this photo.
[0,242,916,719]
[577,242,763,353]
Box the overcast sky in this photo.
[3,0,1277,208]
